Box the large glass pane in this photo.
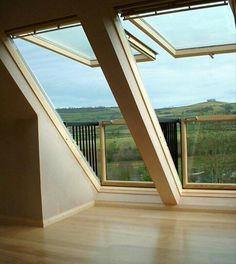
[143,5,236,49]
[13,35,115,182]
[26,25,154,63]
[187,120,236,184]
[123,19,236,111]
[123,10,236,188]
[14,38,116,108]
[13,23,155,185]
[105,124,151,182]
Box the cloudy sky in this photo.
[14,6,236,109]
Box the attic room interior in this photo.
[0,0,236,263]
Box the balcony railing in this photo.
[181,115,236,189]
[64,118,180,187]
[64,115,236,190]
[64,121,99,175]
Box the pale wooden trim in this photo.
[126,30,156,60]
[101,180,155,188]
[175,44,236,58]
[100,120,155,188]
[110,119,125,125]
[134,53,153,62]
[22,30,157,68]
[100,118,180,192]
[95,200,236,214]
[43,201,95,227]
[184,115,236,122]
[0,215,43,227]
[99,186,158,195]
[181,189,236,198]
[181,115,236,190]
[23,35,93,67]
[25,36,156,69]
[130,18,176,57]
[183,183,236,190]
[0,34,101,191]
[115,19,183,196]
[95,201,164,210]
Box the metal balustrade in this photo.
[64,119,180,185]
[64,122,99,175]
[64,116,236,190]
[159,119,180,172]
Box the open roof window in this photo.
[119,0,236,58]
[9,18,157,67]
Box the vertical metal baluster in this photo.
[94,125,98,175]
[88,126,92,168]
[81,126,85,156]
[85,126,88,161]
[75,125,79,145]
[78,125,82,152]
[174,122,178,172]
[72,125,75,141]
[90,125,94,172]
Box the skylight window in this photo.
[35,26,96,60]
[10,22,157,67]
[123,2,236,57]
[142,5,235,49]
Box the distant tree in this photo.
[224,104,233,114]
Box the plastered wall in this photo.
[0,41,97,225]
[0,60,42,221]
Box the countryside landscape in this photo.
[57,101,236,184]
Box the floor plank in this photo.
[0,206,235,264]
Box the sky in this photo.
[14,6,236,109]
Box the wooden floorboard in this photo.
[0,206,235,264]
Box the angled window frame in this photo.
[99,119,155,188]
[129,17,236,58]
[119,1,236,58]
[181,115,236,190]
[8,18,157,67]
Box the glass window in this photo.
[143,5,236,49]
[105,124,151,182]
[13,23,156,186]
[186,119,236,184]
[22,25,157,65]
[35,26,96,60]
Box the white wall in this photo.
[0,40,97,225]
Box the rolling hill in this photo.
[57,101,236,123]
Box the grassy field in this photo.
[57,101,236,183]
[187,121,236,183]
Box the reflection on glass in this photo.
[144,5,236,49]
[36,26,97,60]
[187,120,236,184]
[105,124,151,181]
[34,26,144,61]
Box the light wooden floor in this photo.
[0,206,236,264]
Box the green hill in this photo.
[57,101,236,123]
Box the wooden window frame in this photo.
[181,115,236,190]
